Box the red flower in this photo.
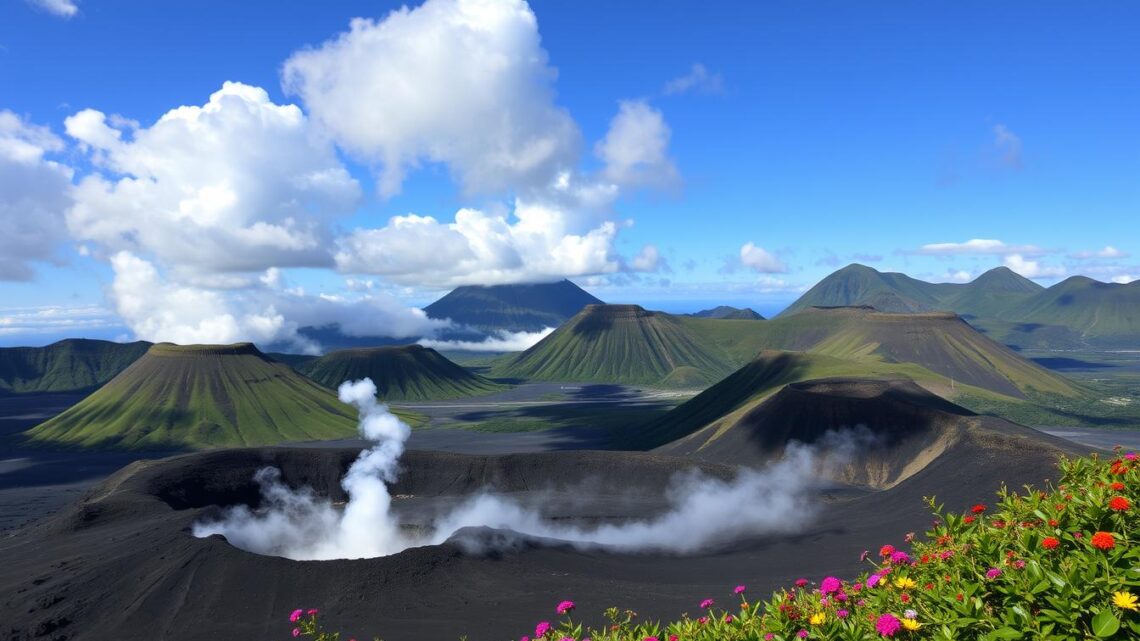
[1109,496,1130,512]
[963,516,975,524]
[1048,519,1059,527]
[1111,482,1125,491]
[955,593,963,601]
[971,504,986,514]
[879,545,895,557]
[1041,537,1060,550]
[1091,531,1115,550]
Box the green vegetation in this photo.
[288,450,1140,640]
[23,342,423,450]
[0,338,151,394]
[458,403,677,435]
[495,304,738,387]
[423,279,603,332]
[298,344,504,401]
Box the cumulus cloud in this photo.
[663,63,723,96]
[1111,275,1135,284]
[0,110,73,280]
[282,0,579,197]
[26,0,77,18]
[739,242,787,273]
[65,82,361,274]
[595,100,679,189]
[418,326,554,352]
[1069,246,1129,260]
[992,124,1022,169]
[630,244,666,272]
[335,202,623,287]
[914,238,1045,257]
[1003,254,1065,279]
[0,304,117,337]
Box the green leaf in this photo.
[986,627,1024,640]
[1091,610,1120,638]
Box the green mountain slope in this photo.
[494,304,737,386]
[424,279,603,332]
[298,345,503,400]
[689,306,765,320]
[682,307,1080,399]
[0,339,152,394]
[939,266,1042,318]
[780,264,954,315]
[23,343,371,450]
[1005,276,1140,347]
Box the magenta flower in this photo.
[820,576,841,594]
[890,551,910,564]
[986,567,1002,579]
[307,609,318,616]
[289,609,304,623]
[724,614,734,623]
[734,584,746,594]
[797,630,808,639]
[857,599,867,607]
[535,621,551,637]
[837,608,849,618]
[700,598,714,609]
[556,600,575,615]
[1012,559,1026,569]
[876,613,901,637]
[521,637,529,641]
[795,578,809,587]
[292,629,301,638]
[765,635,775,641]
[698,616,708,624]
[643,637,659,641]
[835,591,849,602]
[1125,452,1137,461]
[866,574,881,588]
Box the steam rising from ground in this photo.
[194,378,869,560]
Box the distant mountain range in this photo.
[688,305,765,320]
[424,279,603,333]
[782,264,1140,348]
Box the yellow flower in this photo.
[901,619,921,631]
[809,612,826,625]
[1115,591,1138,611]
[894,577,917,590]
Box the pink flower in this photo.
[535,621,551,637]
[835,591,848,602]
[820,576,841,594]
[306,609,319,616]
[292,629,301,638]
[765,635,774,641]
[795,578,809,587]
[698,616,709,624]
[837,608,849,618]
[734,584,746,594]
[643,637,659,641]
[985,567,1002,579]
[724,614,734,623]
[521,637,529,641]
[876,613,901,636]
[1012,560,1026,569]
[1125,452,1137,461]
[700,598,714,609]
[890,551,910,565]
[860,550,870,562]
[289,609,304,623]
[866,574,881,588]
[556,600,575,615]
[798,630,809,639]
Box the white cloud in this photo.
[938,269,974,283]
[0,110,73,280]
[663,63,723,95]
[1069,246,1129,260]
[739,242,787,273]
[1003,254,1065,279]
[418,326,554,352]
[282,0,579,197]
[65,82,361,274]
[26,0,77,18]
[595,100,679,189]
[0,304,118,336]
[915,238,1045,256]
[335,201,623,287]
[1111,275,1135,284]
[992,124,1022,169]
[630,244,665,272]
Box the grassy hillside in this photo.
[0,339,151,394]
[298,345,503,400]
[779,263,955,315]
[423,279,603,332]
[1006,276,1140,347]
[23,343,413,450]
[682,307,1081,399]
[494,304,737,387]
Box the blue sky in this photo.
[1,0,1138,347]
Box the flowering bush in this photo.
[288,451,1138,640]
